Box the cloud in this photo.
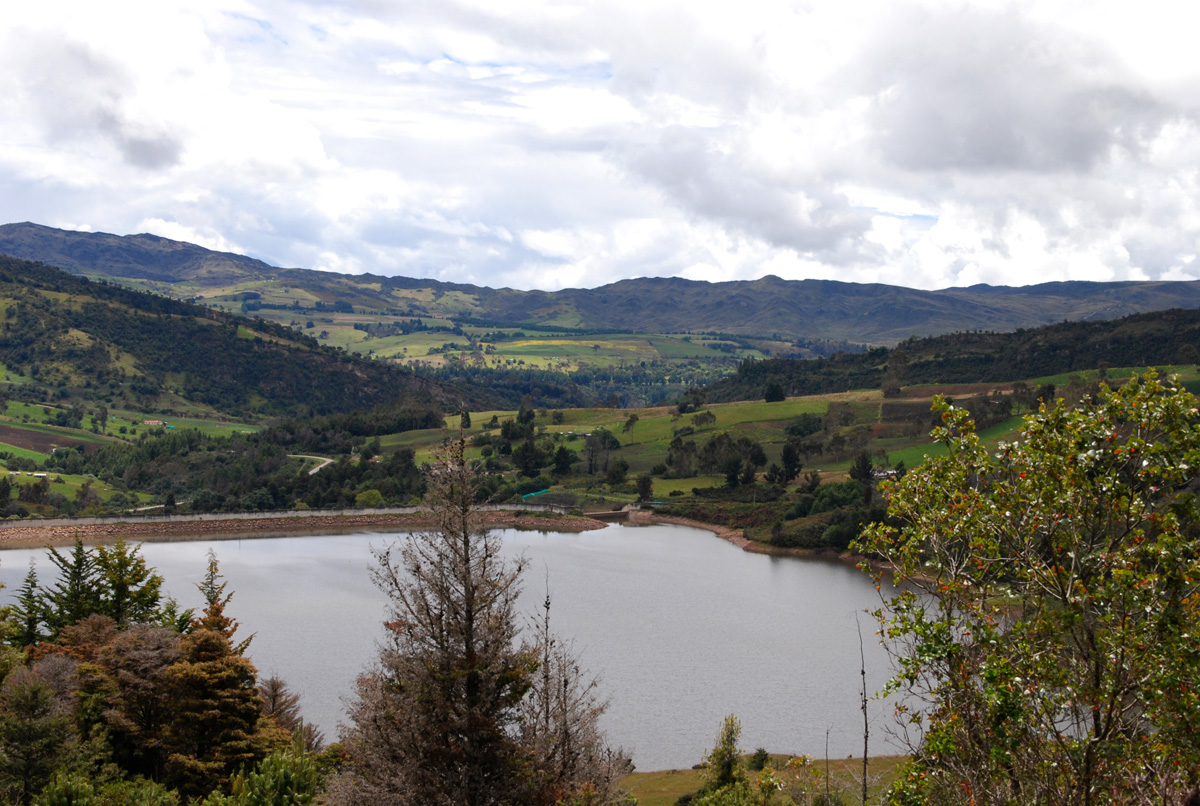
[1,0,1199,291]
[852,6,1173,174]
[3,31,185,170]
[614,126,870,259]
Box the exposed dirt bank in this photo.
[0,511,608,548]
[628,510,877,571]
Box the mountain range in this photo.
[5,222,1200,344]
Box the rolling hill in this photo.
[0,254,474,418]
[5,222,1200,344]
[703,307,1200,401]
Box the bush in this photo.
[785,495,815,520]
[784,413,823,438]
[809,481,863,515]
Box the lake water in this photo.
[0,523,899,771]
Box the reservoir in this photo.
[0,523,899,772]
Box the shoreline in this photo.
[0,509,881,576]
[629,510,873,570]
[0,511,608,549]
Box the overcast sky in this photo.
[2,1,1198,291]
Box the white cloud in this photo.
[138,218,243,254]
[1,0,1199,291]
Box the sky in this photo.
[2,1,1199,292]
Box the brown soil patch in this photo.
[0,511,608,548]
[0,424,100,455]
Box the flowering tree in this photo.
[858,373,1200,805]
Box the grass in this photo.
[228,305,767,375]
[0,444,49,462]
[623,754,910,806]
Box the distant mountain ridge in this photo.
[5,222,1200,344]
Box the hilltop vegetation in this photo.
[0,255,462,419]
[706,307,1200,401]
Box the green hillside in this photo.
[705,307,1200,402]
[0,254,465,419]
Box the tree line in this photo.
[705,307,1200,403]
[0,539,324,804]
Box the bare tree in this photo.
[330,440,536,806]
[332,440,628,806]
[259,675,324,752]
[519,591,631,805]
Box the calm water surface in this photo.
[0,524,898,771]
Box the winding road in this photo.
[287,454,335,475]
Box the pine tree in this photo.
[95,539,163,625]
[192,550,251,655]
[44,538,100,637]
[0,669,74,806]
[97,625,183,782]
[10,562,46,649]
[164,629,267,800]
[163,551,268,799]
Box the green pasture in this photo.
[146,416,259,437]
[0,363,30,385]
[2,400,57,421]
[0,444,49,463]
[257,316,771,373]
[1,469,134,502]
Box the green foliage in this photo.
[200,742,322,806]
[27,540,170,642]
[94,541,163,625]
[692,781,755,806]
[552,446,576,476]
[606,459,630,486]
[92,778,180,806]
[353,489,383,508]
[859,372,1200,804]
[34,772,92,806]
[43,540,100,637]
[0,547,297,806]
[0,669,74,806]
[11,562,47,648]
[635,473,653,503]
[700,715,744,794]
[709,308,1200,403]
[44,412,430,518]
[809,481,863,515]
